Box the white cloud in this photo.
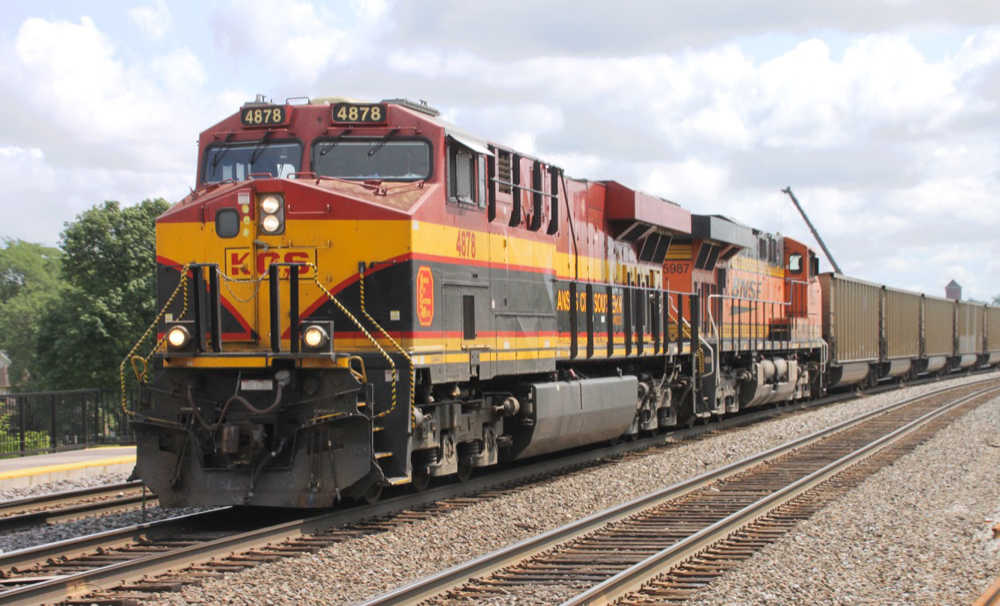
[641,160,729,205]
[212,0,393,85]
[0,15,213,245]
[128,0,172,41]
[151,49,207,93]
[2,6,1000,301]
[5,17,205,154]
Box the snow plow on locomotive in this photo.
[128,96,1000,509]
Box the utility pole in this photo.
[782,187,843,274]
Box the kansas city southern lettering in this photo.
[555,290,621,315]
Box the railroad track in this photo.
[0,385,843,605]
[358,379,1000,606]
[0,481,156,533]
[1,376,990,605]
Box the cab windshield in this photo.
[311,140,431,181]
[202,141,302,183]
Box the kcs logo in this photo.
[417,266,434,327]
[226,248,316,278]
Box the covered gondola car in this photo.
[923,295,955,374]
[819,274,881,388]
[881,287,921,380]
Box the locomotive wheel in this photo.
[410,468,430,492]
[359,481,382,505]
[455,460,474,483]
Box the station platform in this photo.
[0,446,136,490]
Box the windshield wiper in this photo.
[209,132,236,174]
[367,129,399,157]
[319,128,353,157]
[248,130,274,168]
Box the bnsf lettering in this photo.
[731,277,762,300]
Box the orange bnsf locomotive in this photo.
[131,97,997,509]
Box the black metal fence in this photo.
[0,389,138,457]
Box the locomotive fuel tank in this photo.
[501,376,639,459]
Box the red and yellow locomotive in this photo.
[133,97,829,508]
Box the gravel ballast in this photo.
[686,390,1000,605]
[0,471,129,502]
[135,374,1000,605]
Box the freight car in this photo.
[128,96,1000,509]
[819,274,1000,388]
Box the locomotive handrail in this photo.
[358,266,417,427]
[118,262,193,419]
[491,179,557,199]
[706,282,809,339]
[663,290,713,377]
[665,290,695,339]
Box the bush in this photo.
[0,414,49,456]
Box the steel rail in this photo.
[0,481,140,514]
[562,383,1000,605]
[357,378,1000,606]
[0,508,228,577]
[0,482,156,532]
[5,376,994,605]
[0,423,754,605]
[0,385,856,606]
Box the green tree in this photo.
[0,240,65,390]
[993,294,1000,306]
[36,199,170,390]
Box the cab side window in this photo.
[448,145,475,205]
[447,143,486,209]
[788,253,803,274]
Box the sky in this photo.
[1,0,999,301]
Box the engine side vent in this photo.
[497,151,512,194]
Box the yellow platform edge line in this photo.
[0,455,137,481]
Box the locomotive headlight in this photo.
[260,195,282,214]
[258,194,285,234]
[302,325,329,349]
[166,325,191,350]
[261,213,282,233]
[301,322,333,353]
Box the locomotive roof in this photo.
[688,214,757,249]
